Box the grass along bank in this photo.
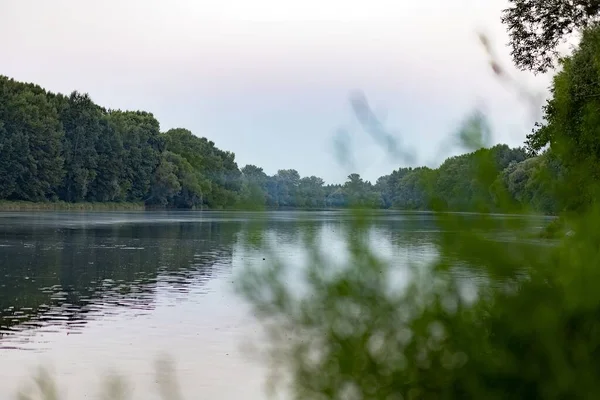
[0,201,146,211]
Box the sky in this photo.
[0,0,553,184]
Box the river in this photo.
[0,210,550,399]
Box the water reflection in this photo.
[0,213,241,345]
[0,210,550,348]
[0,211,553,398]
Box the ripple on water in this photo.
[0,210,511,398]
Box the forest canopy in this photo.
[0,75,557,213]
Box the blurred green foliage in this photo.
[15,357,180,400]
[234,23,600,399]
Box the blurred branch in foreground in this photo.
[15,357,180,400]
[235,26,600,400]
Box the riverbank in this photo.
[0,201,340,212]
[0,201,146,211]
[0,201,557,216]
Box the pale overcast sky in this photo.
[0,0,552,183]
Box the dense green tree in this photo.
[324,184,348,208]
[163,128,241,209]
[0,119,27,199]
[147,153,181,206]
[273,169,301,207]
[499,153,561,214]
[395,167,435,210]
[343,173,380,208]
[297,176,325,208]
[492,144,528,169]
[109,110,162,201]
[57,92,101,202]
[429,145,528,212]
[502,0,600,73]
[524,24,600,211]
[166,151,207,209]
[0,75,563,214]
[434,154,476,210]
[240,165,269,209]
[87,116,124,202]
[0,76,64,201]
[265,177,280,207]
[241,164,268,182]
[376,168,411,208]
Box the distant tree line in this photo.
[0,75,560,213]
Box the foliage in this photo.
[0,76,242,209]
[234,120,600,400]
[0,75,557,213]
[0,77,64,201]
[525,24,600,212]
[0,201,144,211]
[16,357,182,400]
[232,27,600,398]
[502,0,600,73]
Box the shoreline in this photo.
[0,201,556,217]
[0,201,146,212]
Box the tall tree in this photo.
[240,164,268,209]
[0,77,64,201]
[147,153,181,206]
[109,110,163,201]
[502,0,600,73]
[275,169,301,207]
[57,91,100,202]
[163,128,241,209]
[87,116,125,202]
[525,25,600,210]
[297,176,325,208]
[395,167,434,210]
[0,119,27,199]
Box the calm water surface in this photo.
[0,211,549,399]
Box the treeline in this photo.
[240,145,558,213]
[0,76,241,209]
[0,75,558,213]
